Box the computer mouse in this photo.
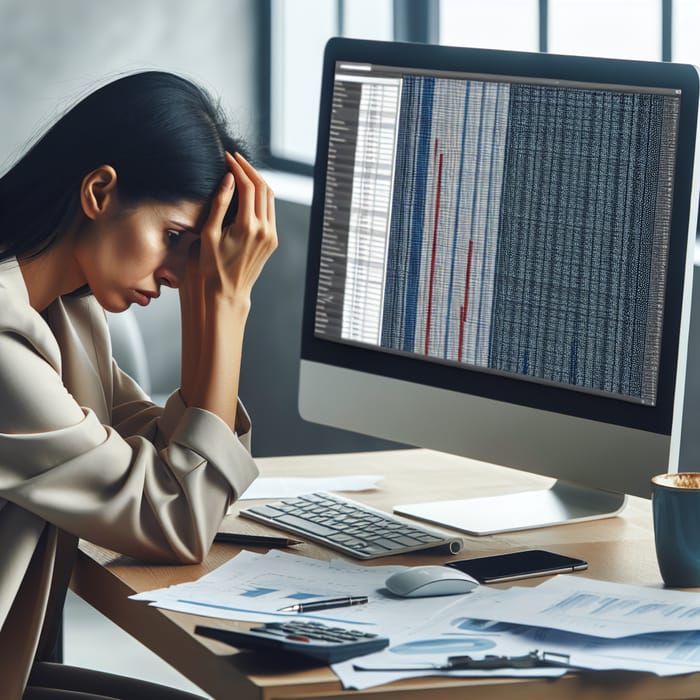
[384,565,479,598]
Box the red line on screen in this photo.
[458,238,474,363]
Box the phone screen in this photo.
[446,549,588,583]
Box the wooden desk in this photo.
[70,449,700,699]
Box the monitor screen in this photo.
[299,39,700,534]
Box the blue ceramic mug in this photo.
[651,472,700,588]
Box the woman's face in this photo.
[74,198,205,312]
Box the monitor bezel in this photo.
[301,37,700,437]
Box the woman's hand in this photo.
[198,152,277,305]
[178,153,277,429]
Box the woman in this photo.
[0,71,277,698]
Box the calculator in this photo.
[195,620,390,664]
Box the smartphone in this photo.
[445,549,588,583]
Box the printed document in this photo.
[131,549,477,635]
[443,574,700,637]
[333,604,700,690]
[237,474,383,501]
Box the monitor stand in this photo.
[394,480,628,536]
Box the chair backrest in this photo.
[106,309,152,396]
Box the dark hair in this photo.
[0,71,247,262]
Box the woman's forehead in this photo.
[148,200,207,230]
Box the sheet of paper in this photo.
[236,474,383,501]
[333,661,565,692]
[131,550,479,636]
[528,627,700,676]
[332,612,700,690]
[443,574,700,638]
[332,602,566,690]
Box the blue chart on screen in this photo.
[389,637,496,655]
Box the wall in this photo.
[0,0,259,169]
[679,256,700,470]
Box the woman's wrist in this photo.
[203,288,252,319]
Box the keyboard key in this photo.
[370,537,403,549]
[272,514,338,537]
[391,535,424,547]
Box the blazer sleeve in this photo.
[0,323,258,564]
[108,359,252,453]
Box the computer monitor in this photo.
[298,38,700,535]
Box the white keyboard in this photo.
[239,492,463,560]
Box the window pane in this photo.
[549,0,660,60]
[673,0,700,64]
[271,0,336,164]
[343,0,392,40]
[270,0,392,166]
[439,0,538,52]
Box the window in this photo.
[548,0,660,60]
[673,0,700,65]
[439,0,539,52]
[263,1,685,175]
[267,0,393,172]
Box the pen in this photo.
[277,596,369,613]
[214,533,303,548]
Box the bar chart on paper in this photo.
[315,71,679,405]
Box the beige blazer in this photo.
[0,258,258,698]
